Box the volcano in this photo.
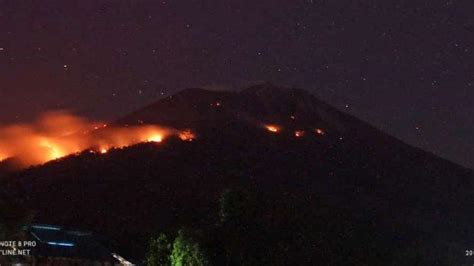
[2,84,473,265]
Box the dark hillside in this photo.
[2,85,473,264]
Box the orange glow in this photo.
[147,134,163,143]
[0,111,197,168]
[265,124,281,133]
[179,129,195,141]
[39,138,65,160]
[294,130,305,137]
[315,128,325,136]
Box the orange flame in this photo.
[265,124,281,133]
[179,129,195,141]
[315,128,325,136]
[0,111,195,168]
[147,134,163,143]
[294,130,305,137]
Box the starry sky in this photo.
[0,0,473,169]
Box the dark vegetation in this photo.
[1,85,473,265]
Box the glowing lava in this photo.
[0,111,196,168]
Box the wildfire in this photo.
[147,134,163,143]
[39,139,65,160]
[294,130,305,137]
[0,111,196,168]
[265,125,281,133]
[179,129,195,141]
[315,128,325,136]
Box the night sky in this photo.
[0,1,473,169]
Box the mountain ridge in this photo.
[1,84,473,264]
[117,84,472,173]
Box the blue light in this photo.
[47,242,75,247]
[31,225,61,231]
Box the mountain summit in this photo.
[2,84,473,264]
[118,84,354,133]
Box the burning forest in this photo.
[0,111,195,168]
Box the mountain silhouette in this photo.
[2,84,473,264]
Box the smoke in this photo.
[0,111,193,168]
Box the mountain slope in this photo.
[2,84,473,264]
